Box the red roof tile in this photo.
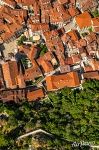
[68,6,79,17]
[46,71,80,91]
[2,60,18,89]
[83,71,99,80]
[75,12,92,29]
[27,88,44,101]
[67,30,79,41]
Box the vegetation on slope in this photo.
[0,80,99,149]
[17,35,27,46]
[38,44,48,56]
[91,9,99,17]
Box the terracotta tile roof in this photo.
[37,52,54,63]
[68,6,79,17]
[8,23,23,34]
[0,22,23,42]
[75,39,87,48]
[50,2,71,24]
[70,0,75,5]
[19,45,38,61]
[39,0,50,5]
[37,52,55,73]
[43,51,54,60]
[11,9,27,18]
[43,30,58,41]
[57,0,68,4]
[57,56,66,66]
[3,0,17,8]
[60,65,70,73]
[40,60,54,73]
[27,88,44,101]
[85,32,97,43]
[24,60,42,81]
[30,16,40,24]
[2,60,18,89]
[32,1,40,15]
[0,6,27,42]
[83,65,93,72]
[0,6,27,23]
[30,23,49,32]
[84,59,99,72]
[93,27,99,33]
[79,39,87,46]
[1,12,15,24]
[43,30,65,56]
[0,32,13,42]
[67,30,79,41]
[15,0,35,6]
[0,87,44,103]
[17,74,26,88]
[72,55,81,63]
[83,71,99,80]
[92,17,99,26]
[61,33,70,43]
[0,89,26,102]
[0,94,15,102]
[65,54,81,65]
[75,12,92,29]
[79,48,87,55]
[91,59,99,71]
[78,0,98,12]
[46,71,80,91]
[92,17,99,33]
